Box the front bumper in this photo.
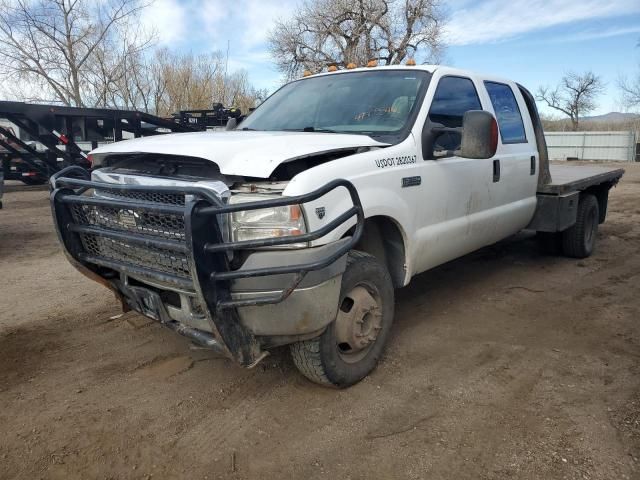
[232,242,348,338]
[49,167,363,367]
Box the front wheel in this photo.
[290,250,395,388]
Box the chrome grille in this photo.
[70,203,185,240]
[80,232,190,278]
[95,188,186,206]
[64,174,229,284]
[70,195,190,279]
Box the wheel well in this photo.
[583,183,612,224]
[344,216,406,288]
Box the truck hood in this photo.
[91,130,389,178]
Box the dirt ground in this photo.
[1,162,639,480]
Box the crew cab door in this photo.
[478,80,538,237]
[412,74,500,274]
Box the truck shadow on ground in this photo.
[0,222,613,399]
[393,231,544,333]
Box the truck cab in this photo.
[50,65,623,387]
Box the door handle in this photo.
[530,156,536,175]
[493,159,501,182]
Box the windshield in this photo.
[240,70,431,140]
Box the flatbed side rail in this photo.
[538,166,625,196]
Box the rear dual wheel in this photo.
[536,193,599,259]
[562,194,599,258]
[290,251,394,388]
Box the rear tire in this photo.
[290,250,394,388]
[562,194,599,259]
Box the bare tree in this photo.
[618,38,640,110]
[0,1,267,115]
[0,0,153,107]
[619,72,640,110]
[124,49,268,117]
[269,0,445,79]
[536,72,605,131]
[84,24,156,110]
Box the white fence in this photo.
[544,131,638,162]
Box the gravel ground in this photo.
[1,163,639,480]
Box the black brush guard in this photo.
[49,166,364,367]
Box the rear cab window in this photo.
[483,81,527,144]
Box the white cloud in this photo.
[199,0,296,48]
[444,0,640,46]
[554,25,640,43]
[142,0,189,45]
[239,0,297,48]
[201,0,231,33]
[193,0,296,90]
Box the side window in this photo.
[428,76,482,155]
[484,82,527,144]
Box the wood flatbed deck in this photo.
[538,165,625,195]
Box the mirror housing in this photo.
[460,110,498,159]
[225,117,238,130]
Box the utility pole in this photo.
[223,40,230,106]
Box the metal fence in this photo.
[544,131,638,162]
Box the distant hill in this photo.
[541,111,640,132]
[581,112,640,123]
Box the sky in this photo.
[142,0,640,116]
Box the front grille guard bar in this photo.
[51,166,363,366]
[51,169,225,206]
[51,167,364,311]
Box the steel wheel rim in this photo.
[334,283,383,364]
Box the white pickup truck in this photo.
[50,65,624,387]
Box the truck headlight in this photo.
[229,194,307,247]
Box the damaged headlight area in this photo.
[229,194,307,248]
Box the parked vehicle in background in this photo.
[0,102,242,185]
[0,123,49,185]
[172,103,243,131]
[50,65,624,387]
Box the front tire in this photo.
[290,250,394,388]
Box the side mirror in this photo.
[225,117,238,131]
[460,110,498,159]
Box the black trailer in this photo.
[0,102,237,184]
[171,103,242,130]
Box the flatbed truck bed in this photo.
[530,164,625,235]
[539,165,625,195]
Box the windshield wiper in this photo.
[284,127,340,133]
